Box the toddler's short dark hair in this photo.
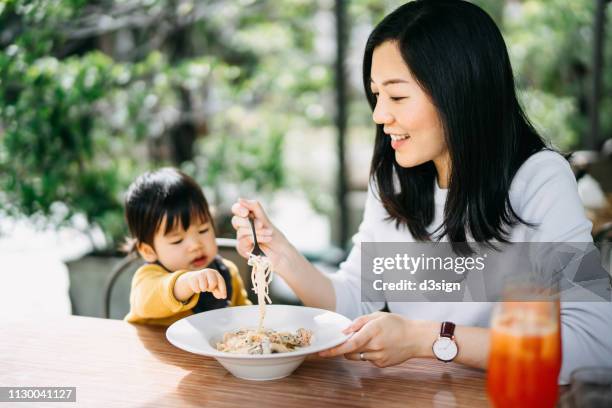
[124,168,214,250]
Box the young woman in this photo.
[231,0,612,383]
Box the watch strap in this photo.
[440,321,456,338]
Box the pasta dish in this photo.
[215,252,313,354]
[216,328,313,354]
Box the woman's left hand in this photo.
[318,312,435,368]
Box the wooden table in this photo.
[1,316,491,407]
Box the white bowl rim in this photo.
[166,304,353,360]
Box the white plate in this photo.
[166,304,352,380]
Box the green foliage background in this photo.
[0,0,610,248]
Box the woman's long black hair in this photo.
[364,0,547,253]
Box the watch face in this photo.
[433,337,458,362]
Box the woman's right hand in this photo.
[230,198,293,272]
[232,198,337,310]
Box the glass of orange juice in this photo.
[487,298,561,408]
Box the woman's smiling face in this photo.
[370,41,449,175]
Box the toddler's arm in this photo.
[128,265,226,320]
[173,269,227,302]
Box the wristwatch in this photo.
[432,321,458,363]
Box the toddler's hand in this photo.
[175,269,227,301]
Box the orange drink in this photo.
[487,301,561,408]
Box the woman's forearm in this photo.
[453,325,490,369]
[273,246,492,370]
[414,320,490,370]
[276,246,336,311]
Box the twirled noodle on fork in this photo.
[248,254,273,332]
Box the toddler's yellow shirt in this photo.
[125,259,251,326]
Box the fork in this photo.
[248,213,266,257]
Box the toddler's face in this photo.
[150,216,218,272]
